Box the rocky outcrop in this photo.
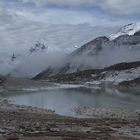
[104,61,140,71]
[0,75,6,86]
[117,78,140,93]
[33,61,140,86]
[109,22,140,40]
[29,41,47,53]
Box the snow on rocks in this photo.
[101,67,140,85]
[109,22,140,40]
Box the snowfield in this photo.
[109,22,140,40]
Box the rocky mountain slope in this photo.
[34,23,140,79]
[33,23,140,91]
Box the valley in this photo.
[0,22,140,140]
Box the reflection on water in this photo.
[3,87,140,117]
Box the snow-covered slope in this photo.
[109,22,140,40]
[101,67,140,85]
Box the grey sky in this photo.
[0,0,139,26]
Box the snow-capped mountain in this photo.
[35,23,140,78]
[29,42,47,54]
[0,21,117,76]
[109,22,140,40]
[2,22,140,78]
[0,22,116,54]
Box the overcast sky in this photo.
[0,0,140,26]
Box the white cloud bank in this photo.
[0,0,138,26]
[22,0,140,15]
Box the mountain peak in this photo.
[29,41,48,53]
[109,22,140,40]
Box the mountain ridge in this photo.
[109,22,140,40]
[33,61,140,81]
[33,23,140,82]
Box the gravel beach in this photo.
[0,98,140,140]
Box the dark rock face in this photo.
[104,61,140,71]
[118,78,140,87]
[11,53,16,62]
[29,42,47,53]
[114,34,140,45]
[118,78,140,94]
[134,31,140,36]
[0,76,6,86]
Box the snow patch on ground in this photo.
[11,84,86,92]
[17,83,102,91]
[102,67,140,84]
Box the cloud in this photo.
[0,7,15,24]
[21,0,140,15]
[98,0,140,15]
[12,8,131,26]
[0,0,138,26]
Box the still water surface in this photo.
[4,87,140,117]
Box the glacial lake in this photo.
[3,87,140,118]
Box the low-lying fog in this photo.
[11,45,140,78]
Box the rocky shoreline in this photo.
[0,98,140,140]
[72,106,140,119]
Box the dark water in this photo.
[3,87,140,117]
